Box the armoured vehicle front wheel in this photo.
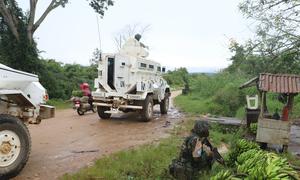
[97,106,111,119]
[160,95,169,114]
[0,115,31,179]
[141,95,154,122]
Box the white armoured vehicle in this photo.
[0,64,54,178]
[92,35,170,121]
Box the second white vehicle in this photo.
[92,35,170,121]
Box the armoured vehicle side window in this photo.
[140,63,147,68]
[107,57,115,90]
[149,65,154,70]
[162,67,166,73]
[157,66,161,72]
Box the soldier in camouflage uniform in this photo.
[169,120,214,180]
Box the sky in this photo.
[19,0,255,72]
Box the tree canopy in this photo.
[0,0,113,73]
[0,0,114,43]
[239,0,300,57]
[227,0,300,76]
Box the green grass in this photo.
[61,119,239,180]
[175,72,300,120]
[47,99,72,110]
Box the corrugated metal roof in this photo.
[258,73,300,93]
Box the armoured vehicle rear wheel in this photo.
[160,94,169,114]
[97,106,111,119]
[141,95,154,122]
[0,115,31,179]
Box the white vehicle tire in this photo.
[0,115,31,179]
[141,95,154,122]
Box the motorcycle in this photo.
[72,96,96,116]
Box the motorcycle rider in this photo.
[80,83,93,108]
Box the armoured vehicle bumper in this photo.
[92,91,144,111]
[92,91,145,100]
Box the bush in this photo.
[175,72,249,117]
[212,84,245,116]
[71,90,83,97]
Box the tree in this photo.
[0,0,113,73]
[239,0,300,57]
[113,23,151,51]
[226,40,300,75]
[0,0,114,44]
[0,0,40,73]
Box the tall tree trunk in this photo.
[0,0,19,41]
[27,0,37,44]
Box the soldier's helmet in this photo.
[192,120,209,137]
[134,34,142,41]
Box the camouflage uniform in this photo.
[169,121,213,180]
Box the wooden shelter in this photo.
[240,73,300,151]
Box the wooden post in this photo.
[260,92,265,118]
[263,92,268,113]
[287,94,294,112]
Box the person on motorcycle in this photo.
[169,120,219,180]
[80,83,93,107]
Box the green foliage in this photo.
[163,67,189,89]
[239,0,300,57]
[71,90,83,97]
[175,72,300,119]
[89,0,114,17]
[62,137,180,179]
[46,99,72,110]
[0,0,111,101]
[175,72,248,117]
[0,0,41,74]
[226,42,300,76]
[39,59,97,100]
[61,120,238,179]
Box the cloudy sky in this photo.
[19,0,255,72]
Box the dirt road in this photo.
[14,91,183,180]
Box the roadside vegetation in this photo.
[62,117,300,179]
[174,72,300,120]
[62,119,239,179]
[163,67,189,90]
[46,99,72,110]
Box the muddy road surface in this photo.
[14,91,183,180]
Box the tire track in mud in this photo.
[14,91,183,180]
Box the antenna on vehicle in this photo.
[96,15,102,61]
